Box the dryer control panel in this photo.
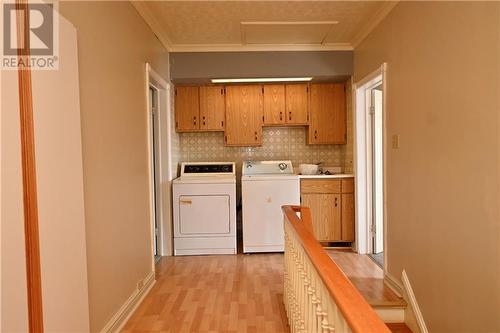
[180,162,235,177]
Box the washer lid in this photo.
[242,160,294,175]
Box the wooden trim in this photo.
[99,272,156,333]
[282,205,390,333]
[16,1,44,331]
[168,43,353,53]
[402,270,429,333]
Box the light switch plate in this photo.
[392,134,400,149]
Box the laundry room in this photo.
[167,51,356,255]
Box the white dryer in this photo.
[242,160,300,253]
[173,162,236,255]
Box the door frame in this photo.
[352,63,387,270]
[145,63,173,271]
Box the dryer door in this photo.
[179,195,231,235]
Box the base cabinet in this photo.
[300,178,354,242]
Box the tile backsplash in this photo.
[180,127,345,171]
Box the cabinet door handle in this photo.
[193,116,197,126]
[314,130,318,140]
[254,131,258,141]
[279,111,283,121]
[221,121,224,127]
[289,111,292,121]
[334,197,338,207]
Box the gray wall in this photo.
[170,51,352,83]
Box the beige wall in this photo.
[59,2,169,331]
[354,2,500,332]
[1,10,90,332]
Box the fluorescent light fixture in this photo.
[211,77,313,83]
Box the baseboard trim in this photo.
[402,270,429,333]
[99,271,156,333]
[384,272,403,297]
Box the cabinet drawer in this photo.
[341,178,354,193]
[301,179,341,194]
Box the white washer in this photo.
[173,162,236,255]
[242,161,300,253]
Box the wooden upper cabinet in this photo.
[175,86,200,131]
[199,86,225,131]
[308,83,346,144]
[224,85,263,146]
[263,85,286,125]
[285,84,309,125]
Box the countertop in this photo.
[297,174,354,179]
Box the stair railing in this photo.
[282,205,391,333]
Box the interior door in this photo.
[371,88,384,254]
[149,86,161,259]
[179,195,230,234]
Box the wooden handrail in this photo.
[282,205,391,333]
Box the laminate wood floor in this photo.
[326,250,406,307]
[122,254,289,333]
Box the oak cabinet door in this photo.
[341,193,355,241]
[200,86,225,131]
[285,84,309,125]
[225,85,263,146]
[308,83,346,144]
[301,194,328,241]
[301,193,341,242]
[325,193,342,241]
[175,86,199,131]
[263,85,286,125]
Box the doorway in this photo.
[368,85,384,267]
[353,63,387,270]
[145,63,173,271]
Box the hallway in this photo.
[122,254,289,332]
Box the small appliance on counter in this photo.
[241,160,300,253]
[319,166,343,175]
[298,164,344,175]
[172,162,236,255]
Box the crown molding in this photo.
[131,1,173,51]
[351,1,399,48]
[168,43,353,53]
[131,0,395,53]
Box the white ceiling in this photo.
[133,1,398,52]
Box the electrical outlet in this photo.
[137,279,144,290]
[392,134,400,149]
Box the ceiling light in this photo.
[211,77,313,84]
